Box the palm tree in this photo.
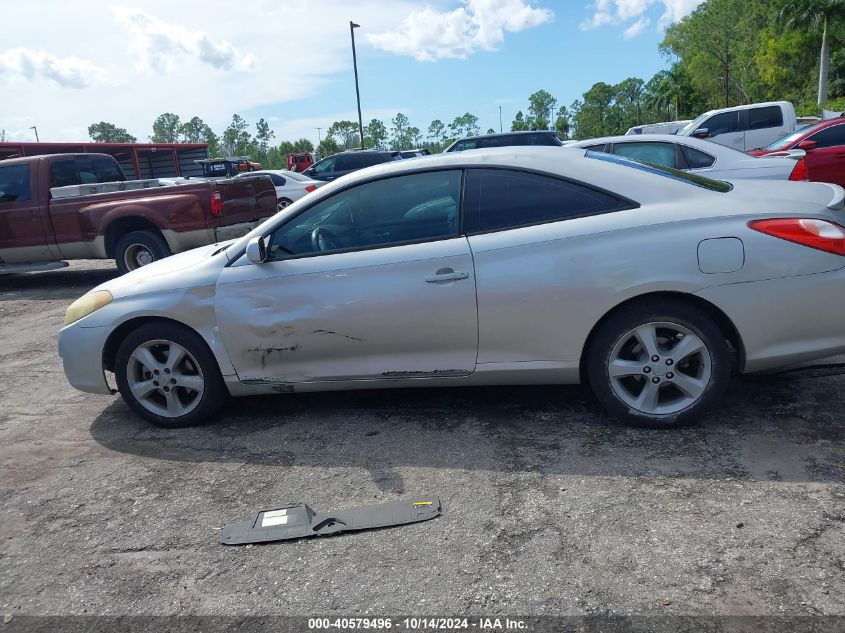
[782,0,845,104]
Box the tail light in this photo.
[748,218,845,255]
[789,158,809,181]
[210,191,224,216]
[305,185,317,193]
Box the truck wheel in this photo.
[586,299,731,429]
[114,321,227,428]
[115,230,171,274]
[278,197,293,211]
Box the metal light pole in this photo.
[498,106,503,133]
[316,127,322,145]
[30,125,39,142]
[350,21,364,150]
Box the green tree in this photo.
[582,82,616,136]
[527,89,557,129]
[391,113,411,150]
[327,120,360,150]
[615,77,645,127]
[88,121,137,143]
[448,113,480,138]
[427,119,446,150]
[254,118,275,164]
[150,113,181,143]
[782,0,845,104]
[511,111,529,131]
[222,114,252,156]
[365,119,388,149]
[317,137,340,157]
[292,138,315,153]
[407,126,422,147]
[554,106,571,138]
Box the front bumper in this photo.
[58,323,113,395]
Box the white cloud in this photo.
[581,0,703,35]
[113,7,255,72]
[0,47,109,88]
[367,0,553,62]
[623,16,650,39]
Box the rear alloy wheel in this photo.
[587,300,731,428]
[277,197,293,211]
[114,230,171,275]
[114,322,226,428]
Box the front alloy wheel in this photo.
[126,339,205,418]
[114,322,226,427]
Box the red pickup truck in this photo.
[0,153,277,274]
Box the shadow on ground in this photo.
[89,370,845,487]
[0,266,118,301]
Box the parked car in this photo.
[60,147,845,430]
[196,156,262,178]
[287,152,318,172]
[570,134,806,181]
[676,101,798,151]
[233,169,320,209]
[399,148,432,158]
[625,121,691,135]
[302,150,401,182]
[444,130,563,152]
[749,117,845,187]
[0,153,277,274]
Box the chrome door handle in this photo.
[425,269,469,283]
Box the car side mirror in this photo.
[798,140,817,151]
[245,236,268,264]
[693,128,709,139]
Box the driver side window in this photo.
[266,170,462,260]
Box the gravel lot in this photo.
[0,260,843,628]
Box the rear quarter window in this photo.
[463,168,631,233]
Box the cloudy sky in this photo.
[1,0,704,146]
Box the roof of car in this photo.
[456,130,559,141]
[569,133,736,154]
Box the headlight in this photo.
[64,290,113,326]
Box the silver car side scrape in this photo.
[221,497,442,545]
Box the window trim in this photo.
[460,165,639,237]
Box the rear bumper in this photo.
[58,323,113,395]
[695,266,845,372]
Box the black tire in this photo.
[114,321,227,428]
[278,197,293,211]
[586,299,731,429]
[114,230,171,275]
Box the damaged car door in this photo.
[215,169,478,384]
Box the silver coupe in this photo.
[59,147,845,428]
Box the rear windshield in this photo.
[586,151,732,192]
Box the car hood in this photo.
[94,241,233,299]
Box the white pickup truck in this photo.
[676,101,799,152]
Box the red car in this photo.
[750,118,845,186]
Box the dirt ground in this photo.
[0,260,843,629]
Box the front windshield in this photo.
[677,113,709,136]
